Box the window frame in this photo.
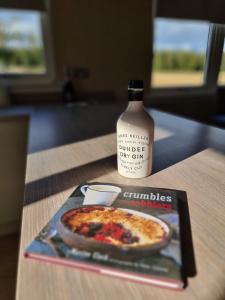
[0,2,55,88]
[150,21,225,99]
[216,26,225,87]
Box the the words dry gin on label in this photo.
[117,80,154,178]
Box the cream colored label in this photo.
[117,132,152,178]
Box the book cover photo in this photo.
[25,182,184,290]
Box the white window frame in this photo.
[0,1,55,89]
[150,21,225,99]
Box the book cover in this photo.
[25,182,184,290]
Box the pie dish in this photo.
[57,206,172,260]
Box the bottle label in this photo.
[117,132,152,177]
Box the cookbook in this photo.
[25,182,184,290]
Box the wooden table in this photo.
[15,104,225,300]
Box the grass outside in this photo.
[0,65,45,74]
[152,71,225,87]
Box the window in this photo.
[0,2,54,87]
[0,9,46,75]
[218,40,225,85]
[152,18,209,88]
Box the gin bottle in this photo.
[117,80,154,178]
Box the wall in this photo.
[50,0,153,100]
[149,94,218,125]
[0,116,28,236]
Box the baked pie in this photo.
[62,206,166,247]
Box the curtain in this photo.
[0,0,46,11]
[157,0,225,24]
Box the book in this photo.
[25,182,184,290]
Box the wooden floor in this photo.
[0,233,19,300]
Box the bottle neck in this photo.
[127,100,144,112]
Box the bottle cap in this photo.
[128,80,144,100]
[128,80,143,89]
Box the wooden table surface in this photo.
[14,104,225,300]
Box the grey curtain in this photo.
[157,0,225,24]
[0,0,46,11]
